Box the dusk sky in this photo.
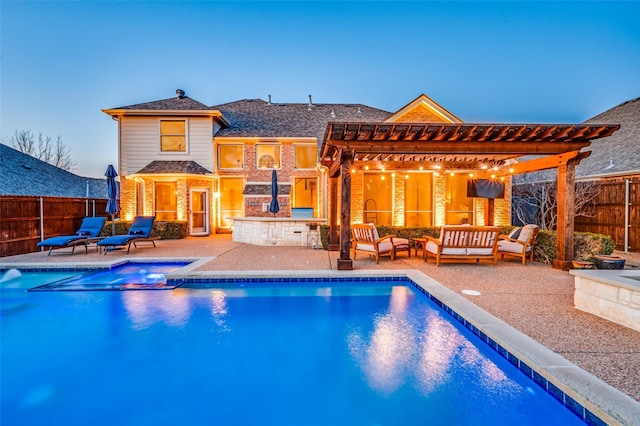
[2,1,639,178]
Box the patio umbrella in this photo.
[105,164,119,235]
[269,169,280,217]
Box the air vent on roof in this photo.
[176,89,185,99]
[268,95,272,105]
[308,95,313,111]
[604,159,615,170]
[331,110,336,118]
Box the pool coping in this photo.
[2,263,639,425]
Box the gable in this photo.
[385,94,462,123]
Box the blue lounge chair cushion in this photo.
[38,217,107,248]
[98,216,156,250]
[37,235,87,247]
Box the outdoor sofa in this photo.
[424,225,500,267]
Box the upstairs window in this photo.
[256,144,281,169]
[294,145,317,169]
[218,144,244,169]
[160,120,186,152]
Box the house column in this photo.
[554,161,576,270]
[337,150,354,270]
[329,176,339,251]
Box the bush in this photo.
[534,230,615,265]
[101,220,187,239]
[320,225,615,265]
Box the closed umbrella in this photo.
[105,164,119,235]
[269,169,280,217]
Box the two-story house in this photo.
[104,90,494,236]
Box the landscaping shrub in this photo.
[102,220,187,239]
[320,224,615,265]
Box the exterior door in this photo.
[190,189,209,236]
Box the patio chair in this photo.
[351,223,410,263]
[497,224,540,265]
[37,217,107,255]
[98,216,158,255]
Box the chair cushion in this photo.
[498,240,529,254]
[441,248,468,255]
[377,241,394,253]
[426,241,439,254]
[517,225,536,243]
[37,235,86,247]
[355,242,376,252]
[467,248,495,256]
[392,238,409,247]
[508,227,522,240]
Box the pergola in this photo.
[320,122,619,270]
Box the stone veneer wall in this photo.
[574,274,640,332]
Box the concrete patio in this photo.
[2,235,639,415]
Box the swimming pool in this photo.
[1,276,589,425]
[30,261,191,291]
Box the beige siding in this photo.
[119,116,213,176]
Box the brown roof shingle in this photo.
[135,161,212,175]
[211,99,391,141]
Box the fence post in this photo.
[39,196,44,250]
[625,179,630,253]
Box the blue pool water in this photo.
[25,262,190,291]
[1,279,586,425]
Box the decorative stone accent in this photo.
[231,217,325,246]
[571,269,640,332]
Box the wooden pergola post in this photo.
[554,160,577,270]
[328,176,339,251]
[337,149,354,270]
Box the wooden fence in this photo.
[0,196,110,257]
[575,177,640,252]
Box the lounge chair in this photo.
[98,216,158,255]
[351,223,410,263]
[497,224,540,265]
[37,217,107,255]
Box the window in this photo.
[218,144,244,169]
[256,144,281,169]
[293,178,317,217]
[154,181,177,221]
[405,173,433,226]
[219,177,244,227]
[363,173,393,225]
[160,120,186,152]
[445,174,473,225]
[294,145,317,169]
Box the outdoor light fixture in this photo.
[419,166,424,171]
[365,165,369,171]
[509,168,515,173]
[405,174,409,179]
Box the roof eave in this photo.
[102,108,226,118]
